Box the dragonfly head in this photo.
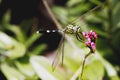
[64,24,80,34]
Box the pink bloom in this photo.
[91,42,96,52]
[85,41,90,46]
[93,32,97,39]
[88,38,91,43]
[82,30,97,53]
[82,32,88,38]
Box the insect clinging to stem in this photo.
[37,0,105,71]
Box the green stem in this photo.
[80,51,92,80]
[70,51,92,80]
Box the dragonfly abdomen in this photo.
[37,29,62,34]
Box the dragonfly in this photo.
[36,2,104,71]
[36,24,84,70]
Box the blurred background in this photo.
[0,0,120,80]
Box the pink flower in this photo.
[85,41,90,46]
[88,38,91,43]
[91,42,96,52]
[82,32,88,38]
[82,30,97,53]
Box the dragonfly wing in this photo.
[52,33,65,71]
[52,48,61,71]
[61,33,65,66]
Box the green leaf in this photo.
[15,61,37,79]
[95,52,120,80]
[1,63,25,80]
[31,44,46,55]
[1,11,25,42]
[89,0,103,5]
[0,32,14,49]
[83,60,104,80]
[1,10,11,25]
[112,2,120,31]
[30,56,66,80]
[6,25,25,42]
[0,31,26,59]
[67,0,83,7]
[25,32,41,48]
[101,59,119,80]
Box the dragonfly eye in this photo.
[73,25,80,32]
[77,27,81,33]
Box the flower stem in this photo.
[71,51,92,80]
[80,51,92,79]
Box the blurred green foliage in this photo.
[0,0,120,80]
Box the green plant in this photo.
[0,0,120,80]
[0,11,46,80]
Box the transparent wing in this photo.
[70,3,103,25]
[61,33,65,66]
[52,33,65,71]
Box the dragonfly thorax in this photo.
[64,24,80,34]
